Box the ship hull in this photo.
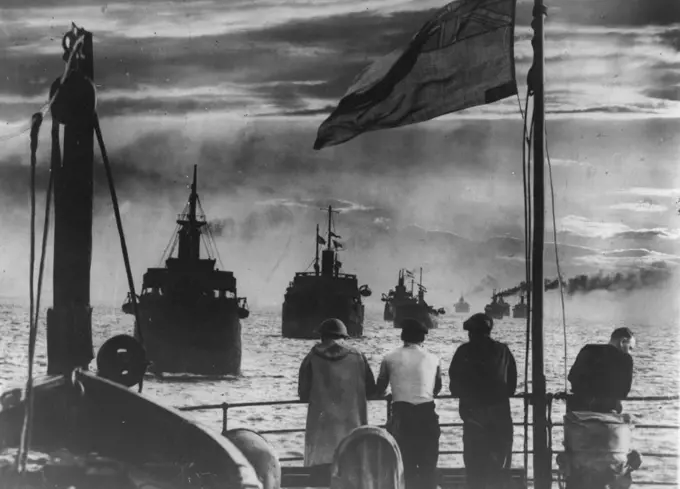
[133,297,242,376]
[512,306,528,319]
[282,296,364,339]
[383,303,394,321]
[390,303,438,330]
[484,304,509,320]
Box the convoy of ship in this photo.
[3,14,676,489]
[122,165,249,376]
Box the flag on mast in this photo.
[314,0,517,150]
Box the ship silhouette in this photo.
[453,294,470,313]
[281,205,371,339]
[513,293,528,318]
[484,288,511,320]
[122,165,249,375]
[382,268,445,329]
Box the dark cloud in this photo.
[614,229,674,240]
[602,249,654,258]
[2,1,678,119]
[645,87,680,103]
[539,0,680,26]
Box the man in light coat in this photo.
[298,318,376,474]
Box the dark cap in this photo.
[400,318,429,334]
[463,313,493,333]
[317,318,349,338]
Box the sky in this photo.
[0,0,679,311]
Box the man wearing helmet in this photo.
[298,318,376,473]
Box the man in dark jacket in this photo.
[298,318,376,473]
[567,327,635,413]
[449,313,517,489]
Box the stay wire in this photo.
[93,114,146,393]
[516,90,533,478]
[545,122,569,390]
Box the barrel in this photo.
[331,426,404,489]
[563,411,634,474]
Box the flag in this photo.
[333,240,344,249]
[317,235,326,245]
[330,231,342,239]
[404,270,414,278]
[314,0,517,150]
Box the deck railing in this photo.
[177,394,679,486]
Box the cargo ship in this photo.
[281,205,371,338]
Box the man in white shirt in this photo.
[376,318,442,489]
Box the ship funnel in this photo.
[321,249,335,276]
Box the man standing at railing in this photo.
[567,327,635,413]
[376,318,442,489]
[449,313,517,489]
[298,318,376,476]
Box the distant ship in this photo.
[454,294,470,313]
[484,289,510,320]
[382,268,445,329]
[281,205,372,339]
[513,294,528,318]
[122,165,249,375]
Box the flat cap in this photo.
[463,313,493,333]
[400,317,429,334]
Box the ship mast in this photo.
[47,28,95,374]
[530,0,551,487]
[176,164,205,262]
[326,205,332,250]
[314,224,320,275]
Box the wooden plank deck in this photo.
[281,466,527,488]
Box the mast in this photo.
[176,164,204,261]
[314,224,320,275]
[531,0,551,488]
[189,164,198,224]
[326,205,332,250]
[47,27,95,374]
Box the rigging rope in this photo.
[516,90,533,479]
[545,123,569,390]
[159,224,181,265]
[93,114,146,393]
[16,113,42,474]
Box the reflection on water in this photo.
[1,300,678,485]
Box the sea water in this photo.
[1,296,678,487]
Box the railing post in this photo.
[385,395,392,426]
[221,402,229,435]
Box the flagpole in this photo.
[327,206,332,251]
[530,0,551,488]
[315,224,320,276]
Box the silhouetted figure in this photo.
[449,313,517,489]
[568,327,636,413]
[298,318,376,476]
[376,318,442,489]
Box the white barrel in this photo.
[563,411,634,474]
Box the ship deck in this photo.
[178,394,679,488]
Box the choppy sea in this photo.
[1,297,678,487]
